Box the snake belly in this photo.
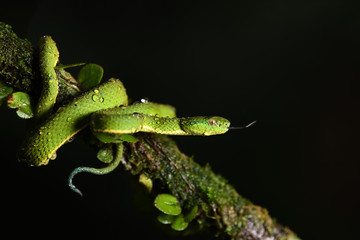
[18,78,128,166]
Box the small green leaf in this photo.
[139,173,153,193]
[77,63,104,91]
[93,132,123,143]
[0,81,13,106]
[157,213,176,225]
[97,146,114,164]
[184,205,198,223]
[154,194,182,216]
[119,134,137,143]
[171,215,189,231]
[7,92,34,119]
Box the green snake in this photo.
[17,36,233,195]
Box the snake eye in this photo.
[209,119,216,126]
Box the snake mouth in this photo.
[228,121,256,130]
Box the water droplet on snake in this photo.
[141,98,149,104]
[92,95,99,102]
[47,152,57,160]
[50,152,57,160]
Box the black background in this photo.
[1,1,359,239]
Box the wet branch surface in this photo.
[0,22,299,240]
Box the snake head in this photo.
[180,116,230,136]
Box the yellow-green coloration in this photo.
[36,36,59,121]
[18,78,128,166]
[90,103,230,137]
[139,173,153,193]
[96,101,176,118]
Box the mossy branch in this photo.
[0,22,299,240]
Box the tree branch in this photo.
[0,22,299,240]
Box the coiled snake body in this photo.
[17,36,231,195]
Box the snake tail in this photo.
[68,143,123,196]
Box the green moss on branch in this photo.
[124,134,299,239]
[0,22,35,92]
